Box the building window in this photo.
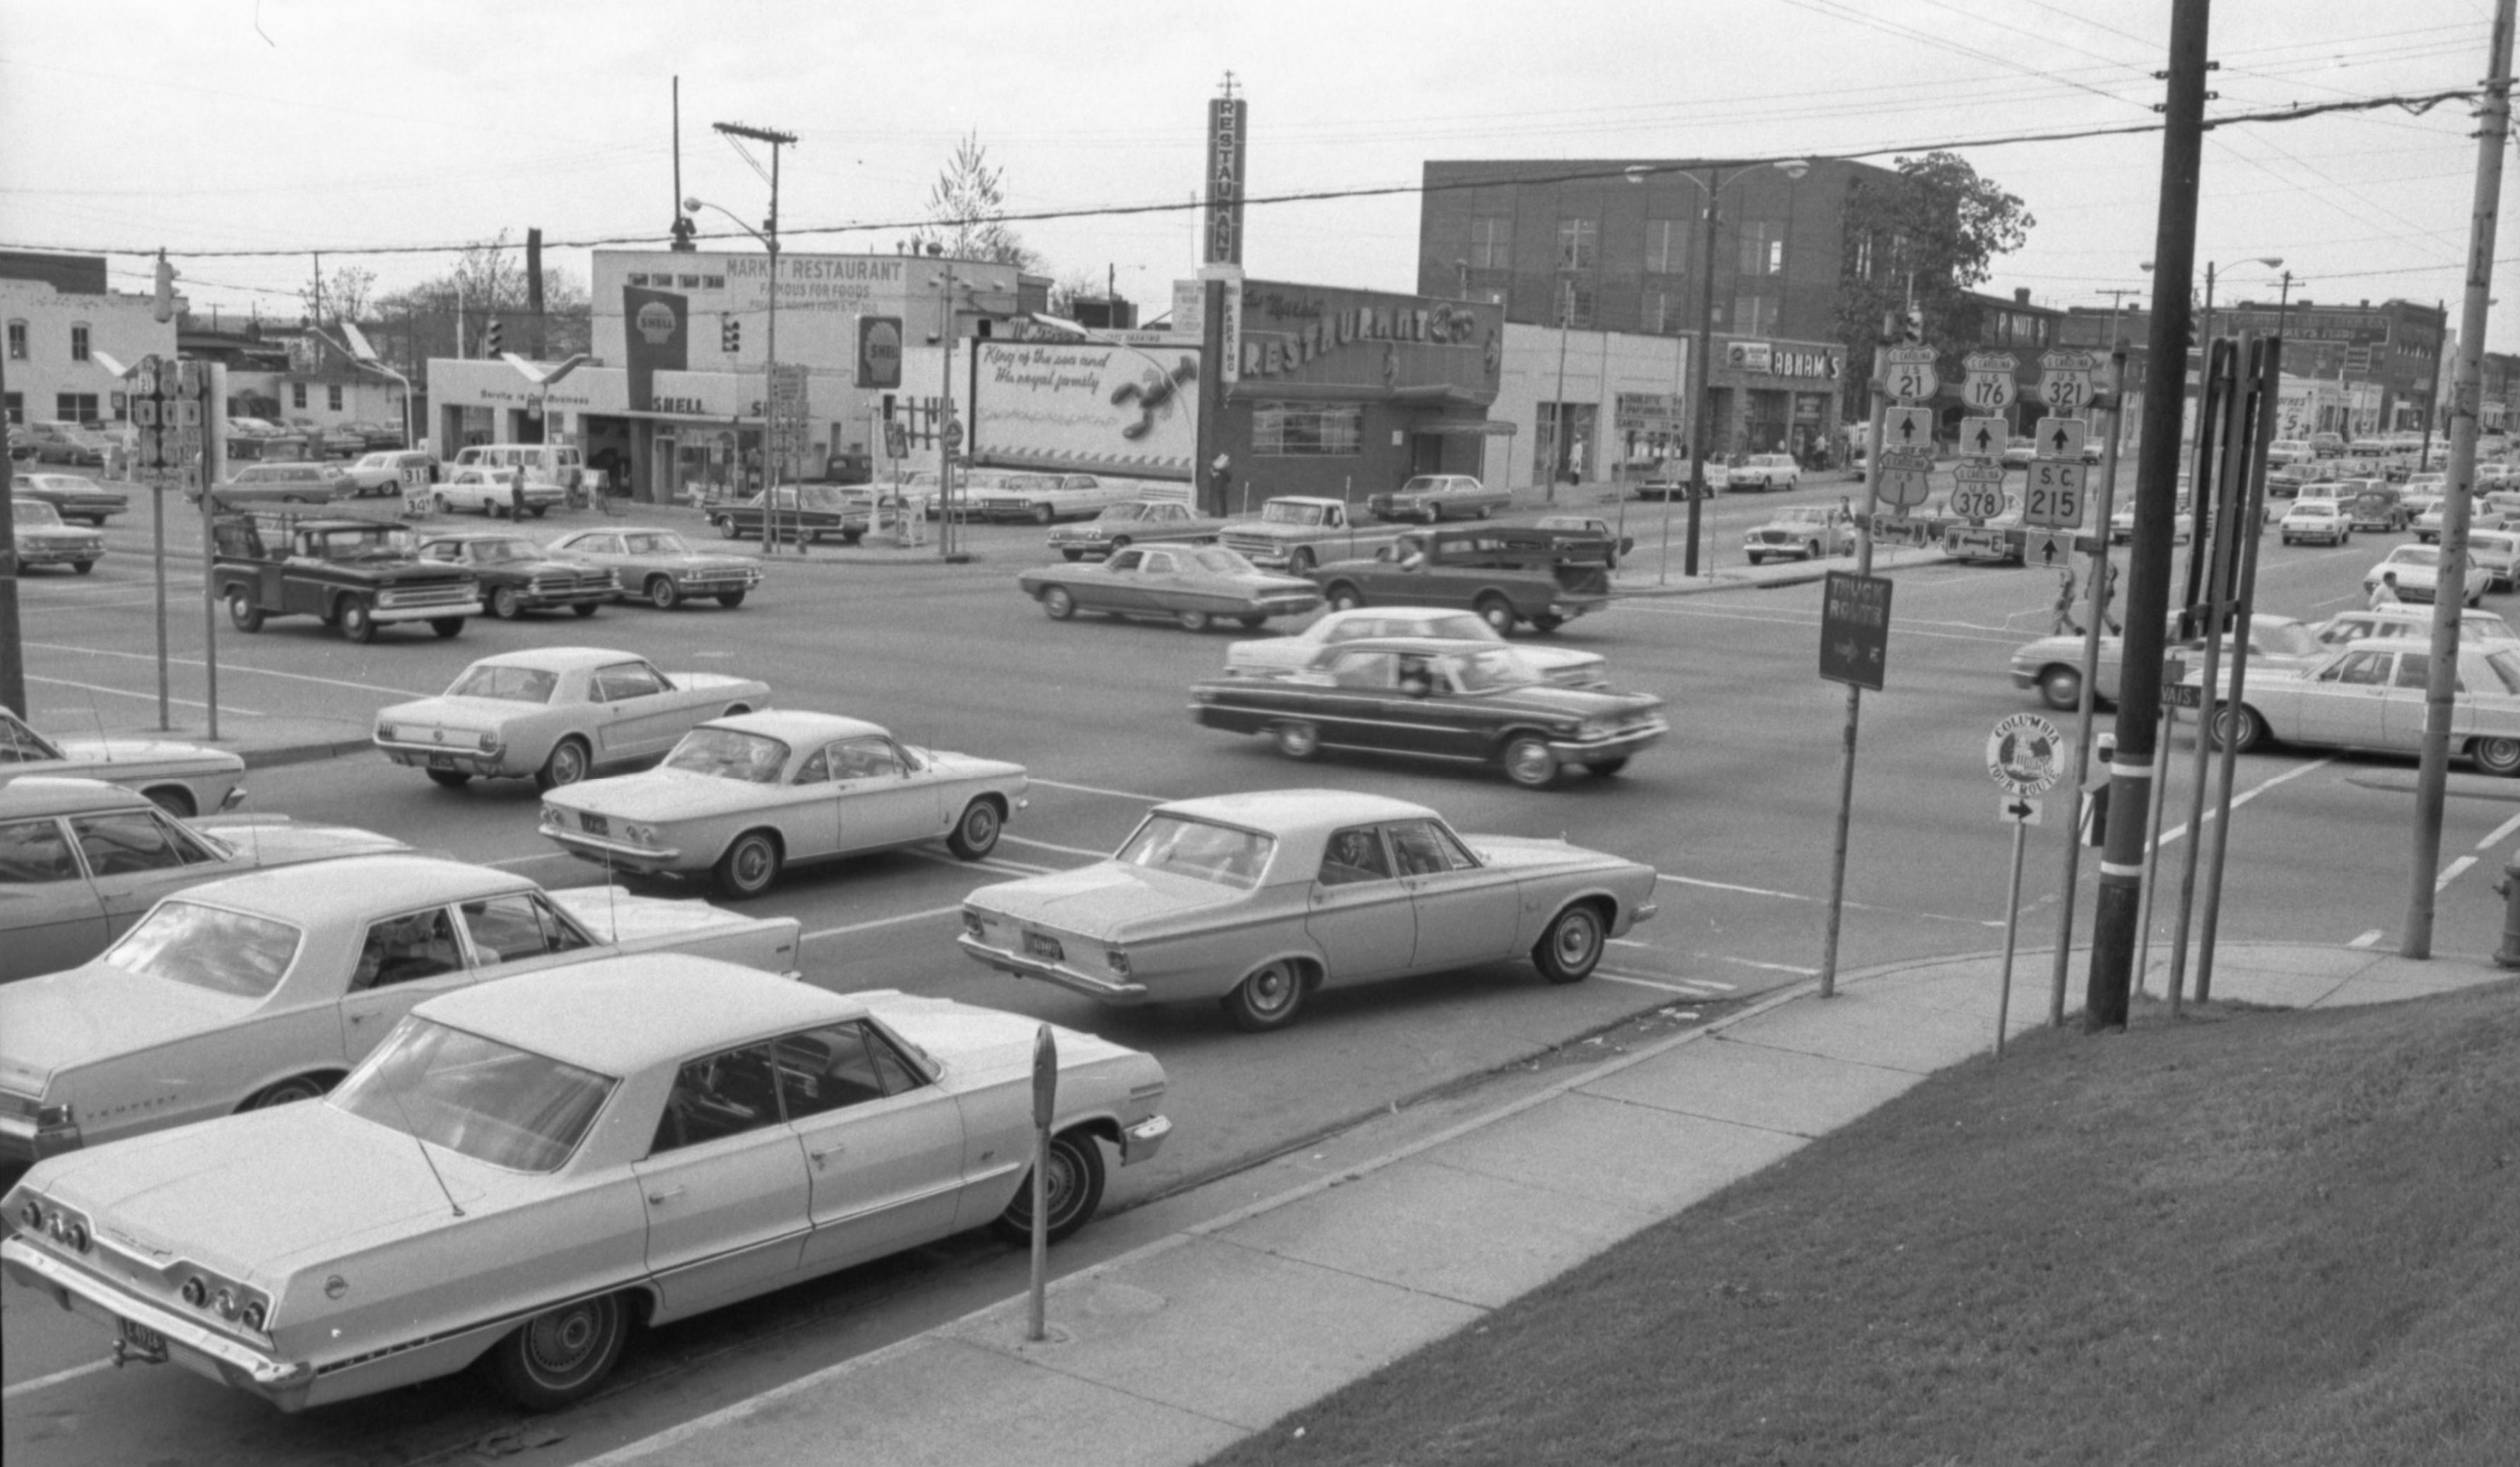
[328,384,344,411]
[1644,290,1688,336]
[1854,234,1876,281]
[1556,218,1597,271]
[4,391,20,424]
[1252,401,1362,456]
[628,274,650,286]
[5,320,23,360]
[1646,220,1687,276]
[1553,276,1594,329]
[1470,217,1512,269]
[69,324,90,362]
[292,382,308,409]
[702,275,726,290]
[678,274,702,288]
[56,392,99,423]
[1737,223,1782,276]
[1731,294,1778,336]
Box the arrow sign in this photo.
[2033,416,2089,462]
[2027,530,2073,567]
[1884,406,1933,450]
[1961,416,2007,459]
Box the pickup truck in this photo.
[1219,495,1413,575]
[1309,524,1616,634]
[211,513,483,644]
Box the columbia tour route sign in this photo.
[1986,712,2064,1057]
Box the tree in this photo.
[913,133,1038,271]
[368,234,591,370]
[300,265,375,329]
[1045,269,1103,319]
[1835,152,2035,416]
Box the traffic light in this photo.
[722,315,742,354]
[1902,306,1925,344]
[152,250,179,324]
[485,317,504,356]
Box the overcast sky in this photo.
[4,1,2509,348]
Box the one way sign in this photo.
[1884,406,1933,452]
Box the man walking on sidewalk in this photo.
[2051,565,2083,636]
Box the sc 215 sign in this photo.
[2022,461,2088,529]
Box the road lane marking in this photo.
[1655,872,1998,926]
[30,676,266,716]
[2479,811,2520,850]
[2150,755,2336,851]
[907,848,1052,876]
[1001,834,1112,859]
[802,905,965,942]
[2437,854,2477,892]
[1709,956,1818,977]
[1597,971,1724,995]
[1028,777,1170,803]
[2348,929,2384,948]
[2,1358,114,1401]
[28,642,430,699]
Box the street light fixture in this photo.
[1676,158,1810,577]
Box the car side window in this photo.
[2330,651,2391,687]
[67,809,200,876]
[2393,656,2431,690]
[1389,818,1478,876]
[594,662,668,702]
[460,891,594,963]
[652,1044,784,1153]
[1318,825,1394,887]
[772,1021,926,1122]
[352,907,464,990]
[1108,549,1145,573]
[1323,619,1376,645]
[0,818,79,884]
[793,747,831,783]
[830,736,905,780]
[1141,550,1177,575]
[1326,651,1396,690]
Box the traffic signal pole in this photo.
[2087,0,2211,1032]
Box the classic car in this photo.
[959,789,1659,1030]
[2471,529,2520,591]
[18,420,110,468]
[538,710,1030,897]
[1311,525,1615,634]
[211,514,483,644]
[974,472,1141,524]
[2000,437,2039,469]
[0,854,801,1165]
[2364,545,2483,607]
[0,957,1168,1412]
[2344,483,2410,533]
[1222,606,1610,688]
[1048,497,1224,560]
[1,777,407,983]
[2278,500,2352,546]
[546,526,763,610]
[1366,474,1512,524]
[345,420,409,451]
[1218,495,1412,574]
[432,466,564,518]
[196,461,356,507]
[416,531,620,620]
[707,484,873,544]
[1742,505,1856,563]
[2310,606,2519,648]
[1533,515,1637,567]
[2006,615,2322,712]
[1018,544,1321,632]
[1190,636,1667,788]
[9,497,105,572]
[375,647,771,790]
[341,451,438,496]
[11,471,129,524]
[2201,642,2520,775]
[2,706,247,818]
[1723,453,1803,492]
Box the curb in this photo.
[240,738,377,771]
[1609,546,1950,599]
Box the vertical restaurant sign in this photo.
[1205,97,1247,266]
[623,285,688,412]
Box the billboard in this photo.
[972,341,1199,478]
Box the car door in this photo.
[831,736,943,852]
[1093,548,1153,613]
[590,659,684,762]
[2294,649,2396,748]
[1136,548,1199,612]
[335,905,477,1064]
[64,806,227,941]
[775,1021,966,1273]
[1387,818,1520,972]
[634,1044,811,1314]
[0,815,108,982]
[2381,652,2464,748]
[1303,825,1416,982]
[1310,650,1405,749]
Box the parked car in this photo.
[2311,606,2520,648]
[0,956,1167,1410]
[973,472,1143,524]
[198,461,355,508]
[2006,614,2322,711]
[958,789,1660,1030]
[1190,636,1666,788]
[2309,431,2347,458]
[2338,481,2408,532]
[10,471,127,525]
[1365,474,1511,524]
[374,647,771,790]
[432,466,563,518]
[1018,544,1321,632]
[1743,505,1856,563]
[2471,528,2520,591]
[1048,498,1225,560]
[2202,642,2520,775]
[2000,437,2038,469]
[1218,496,1413,574]
[706,484,871,544]
[343,420,407,451]
[19,420,109,468]
[211,514,481,643]
[1723,454,1803,492]
[8,497,104,572]
[546,526,763,610]
[1311,524,1616,634]
[1222,606,1608,688]
[2365,544,2482,606]
[415,531,620,620]
[0,776,407,983]
[2278,500,2352,546]
[1533,515,1636,567]
[342,449,440,497]
[1,706,247,818]
[538,710,1030,896]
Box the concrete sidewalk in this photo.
[580,942,2511,1467]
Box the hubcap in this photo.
[735,841,772,885]
[525,1302,603,1378]
[1556,914,1598,965]
[1507,742,1552,782]
[1247,964,1295,1013]
[551,746,585,783]
[965,806,998,844]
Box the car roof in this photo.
[189,852,529,917]
[1269,496,1344,507]
[416,954,859,1074]
[464,646,643,673]
[702,709,888,743]
[1155,788,1439,833]
[563,526,678,538]
[0,775,156,818]
[420,530,543,545]
[1302,636,1502,659]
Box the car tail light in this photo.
[1105,948,1131,977]
[962,911,986,939]
[214,1288,240,1319]
[240,1300,267,1331]
[182,1276,208,1306]
[17,1199,42,1231]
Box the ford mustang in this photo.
[374,647,770,790]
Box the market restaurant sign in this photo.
[1235,293,1499,384]
[1723,341,1842,381]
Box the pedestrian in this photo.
[2098,559,2123,635]
[507,467,527,522]
[2051,565,2083,636]
[2369,570,2402,610]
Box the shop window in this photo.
[1554,276,1593,330]
[328,384,344,411]
[55,392,99,423]
[1555,218,1596,271]
[6,320,23,360]
[292,382,307,409]
[1646,220,1687,276]
[1252,401,1362,456]
[69,324,90,362]
[702,275,726,290]
[1737,223,1782,276]
[627,274,650,286]
[1731,294,1777,336]
[1470,217,1513,270]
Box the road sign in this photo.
[1945,526,2010,559]
[1949,483,2007,522]
[1869,512,1931,547]
[2023,530,2076,567]
[2039,350,2099,411]
[2022,460,2088,528]
[942,418,965,451]
[1818,570,1892,692]
[2166,681,2204,709]
[1986,712,2065,796]
[1952,459,2006,485]
[1999,795,2046,826]
[1959,416,2008,459]
[1883,346,1938,403]
[1962,352,2018,412]
[1883,406,1934,453]
[2033,416,2089,461]
[1878,467,1933,509]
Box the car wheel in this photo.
[1042,585,1078,620]
[989,1127,1107,1244]
[715,829,783,897]
[435,493,452,514]
[490,586,524,620]
[1033,504,1056,526]
[72,560,93,575]
[1477,505,1493,519]
[647,576,680,610]
[240,1073,335,1109]
[2209,703,2267,754]
[280,494,309,505]
[1287,548,1315,575]
[572,601,601,618]
[483,1292,629,1412]
[2475,736,2520,777]
[425,768,472,788]
[1236,613,1267,629]
[2039,666,2082,711]
[1273,721,1321,760]
[1474,594,1515,635]
[1061,548,1085,562]
[1223,959,1307,1032]
[142,786,197,818]
[1591,756,1629,777]
[1806,540,1822,560]
[1502,734,1560,789]
[717,516,741,539]
[1326,583,1364,613]
[535,736,591,791]
[946,797,1003,859]
[430,617,464,639]
[1533,902,1606,984]
[1746,553,1765,566]
[1530,614,1565,634]
[717,590,747,608]
[530,506,548,519]
[1175,608,1210,632]
[338,596,378,644]
[225,589,264,632]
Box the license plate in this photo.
[580,813,610,837]
[117,1316,167,1355]
[427,753,454,770]
[1023,931,1064,962]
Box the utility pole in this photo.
[1685,164,1727,575]
[0,345,23,717]
[2086,0,2212,1032]
[1552,276,1574,504]
[2406,0,2515,957]
[527,228,547,360]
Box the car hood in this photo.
[1459,685,1662,719]
[546,767,778,823]
[629,553,753,571]
[909,748,1027,784]
[16,524,100,541]
[0,962,259,1092]
[50,735,243,777]
[967,862,1246,941]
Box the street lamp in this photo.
[687,194,789,555]
[925,247,981,562]
[1676,158,1809,577]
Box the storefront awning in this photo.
[1411,418,1519,437]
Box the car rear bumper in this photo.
[1,1240,315,1410]
[1120,1114,1172,1165]
[0,1112,82,1163]
[377,739,509,776]
[958,934,1151,1003]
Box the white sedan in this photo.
[1723,454,1803,492]
[434,466,564,519]
[1,706,247,818]
[2279,500,2352,546]
[1222,606,1608,688]
[2206,642,2520,776]
[2364,545,2483,608]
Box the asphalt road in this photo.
[11,481,2520,1463]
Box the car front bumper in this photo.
[2,1239,316,1410]
[18,543,104,565]
[1120,1114,1172,1165]
[370,600,485,624]
[1545,718,1671,763]
[958,934,1151,1003]
[538,820,685,873]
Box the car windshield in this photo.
[2395,548,2441,566]
[0,712,67,761]
[1449,647,1545,692]
[622,531,693,555]
[1261,501,1327,526]
[310,526,416,560]
[1114,814,1274,889]
[1100,503,1150,522]
[446,663,558,702]
[103,901,302,998]
[466,538,540,564]
[797,487,848,510]
[1190,548,1257,575]
[1399,478,1447,493]
[12,500,62,525]
[332,1018,615,1173]
[663,726,791,784]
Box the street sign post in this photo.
[1818,570,1892,692]
[1960,416,2008,459]
[2023,530,2076,567]
[1985,711,2065,1058]
[1883,345,1938,403]
[2039,350,2099,412]
[2022,460,2088,528]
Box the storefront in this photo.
[1493,326,1844,486]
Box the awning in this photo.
[1411,418,1519,437]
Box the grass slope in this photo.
[1208,988,2520,1467]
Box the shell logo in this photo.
[635,301,679,345]
[864,319,900,370]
